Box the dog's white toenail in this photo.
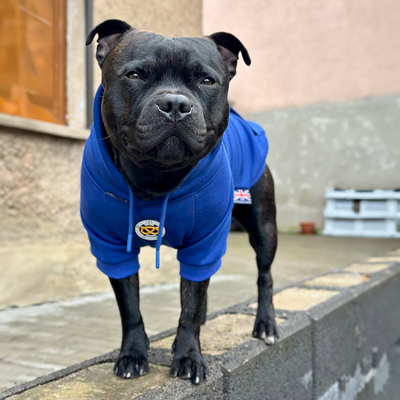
[266,336,276,345]
[139,368,144,376]
[195,376,200,384]
[260,331,266,339]
[126,372,131,378]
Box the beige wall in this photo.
[93,0,202,36]
[203,0,400,113]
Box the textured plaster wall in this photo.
[0,128,85,244]
[93,0,202,36]
[203,0,400,113]
[249,95,400,230]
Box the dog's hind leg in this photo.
[109,273,150,378]
[232,165,278,344]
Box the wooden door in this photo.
[0,0,66,125]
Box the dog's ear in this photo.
[208,32,251,80]
[86,19,133,66]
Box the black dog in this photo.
[84,19,278,384]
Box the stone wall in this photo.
[248,95,400,230]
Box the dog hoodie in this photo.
[81,86,268,282]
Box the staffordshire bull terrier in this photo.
[83,19,278,384]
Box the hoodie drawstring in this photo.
[127,188,134,253]
[127,188,169,270]
[156,193,169,269]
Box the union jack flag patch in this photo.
[234,189,252,204]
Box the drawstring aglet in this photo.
[156,249,160,269]
[127,234,133,253]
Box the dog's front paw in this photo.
[114,350,149,379]
[253,315,279,345]
[170,351,208,384]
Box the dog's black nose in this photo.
[157,94,192,121]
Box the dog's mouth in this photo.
[155,135,186,162]
[117,132,207,169]
[132,121,207,154]
[116,120,210,167]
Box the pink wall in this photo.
[203,0,400,113]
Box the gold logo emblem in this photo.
[140,226,159,236]
[135,220,166,241]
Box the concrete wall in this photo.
[0,129,85,244]
[249,95,400,230]
[203,0,400,230]
[4,253,400,400]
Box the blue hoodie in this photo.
[80,86,268,282]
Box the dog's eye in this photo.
[201,77,215,86]
[127,72,141,80]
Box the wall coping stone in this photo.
[1,253,399,400]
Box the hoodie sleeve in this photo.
[80,164,140,279]
[177,158,234,282]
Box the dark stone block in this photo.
[221,313,312,400]
[310,264,400,399]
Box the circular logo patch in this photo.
[135,220,166,241]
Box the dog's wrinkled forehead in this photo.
[86,20,251,82]
[106,30,226,80]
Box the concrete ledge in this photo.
[1,254,400,400]
[0,113,89,141]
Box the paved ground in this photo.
[0,233,399,392]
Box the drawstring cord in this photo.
[126,188,169,269]
[127,187,134,253]
[156,193,169,269]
